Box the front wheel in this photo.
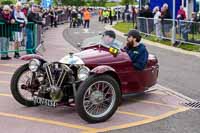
[76,75,121,123]
[10,64,39,107]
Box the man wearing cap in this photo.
[125,30,149,71]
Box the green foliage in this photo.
[105,2,119,7]
[120,0,138,5]
[0,0,15,5]
[34,0,41,5]
[62,0,86,6]
[86,0,107,6]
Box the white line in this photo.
[156,84,196,102]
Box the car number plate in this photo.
[33,96,56,107]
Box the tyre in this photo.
[10,64,37,107]
[76,74,121,123]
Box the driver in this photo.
[125,30,149,71]
[102,30,116,45]
[102,30,122,49]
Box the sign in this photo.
[41,0,53,9]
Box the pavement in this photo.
[0,17,199,133]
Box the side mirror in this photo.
[109,47,119,57]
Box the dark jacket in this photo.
[125,43,149,71]
[143,9,153,18]
[0,12,13,38]
[27,11,43,30]
[27,11,43,25]
[161,9,171,19]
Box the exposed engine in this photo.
[40,62,76,102]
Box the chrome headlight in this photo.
[59,53,84,65]
[29,59,41,72]
[77,66,90,81]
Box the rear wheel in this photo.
[76,74,121,123]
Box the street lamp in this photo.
[171,0,176,45]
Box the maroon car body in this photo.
[75,44,159,95]
[15,35,159,123]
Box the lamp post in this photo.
[171,0,176,45]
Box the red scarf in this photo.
[1,11,11,21]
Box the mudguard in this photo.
[90,65,116,74]
[19,54,45,61]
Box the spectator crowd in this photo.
[0,2,96,60]
[97,3,200,44]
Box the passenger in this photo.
[124,30,149,71]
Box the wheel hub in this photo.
[90,90,104,105]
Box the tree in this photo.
[62,0,85,6]
[120,0,134,5]
[1,0,15,5]
[34,0,41,5]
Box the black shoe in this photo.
[14,53,20,59]
[1,56,11,60]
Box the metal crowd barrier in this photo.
[136,17,200,45]
[0,11,69,56]
[0,22,39,54]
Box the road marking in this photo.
[0,93,12,97]
[0,71,13,75]
[132,99,180,109]
[0,112,96,132]
[0,64,22,68]
[0,92,190,132]
[157,84,196,102]
[0,81,10,84]
[91,107,189,133]
[0,92,184,109]
[117,111,154,119]
[0,92,154,119]
[0,92,186,118]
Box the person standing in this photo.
[98,8,103,22]
[177,6,186,35]
[160,3,172,37]
[108,8,115,25]
[177,6,186,20]
[12,2,27,58]
[50,8,57,28]
[153,6,163,40]
[26,4,44,54]
[0,5,15,60]
[83,8,91,29]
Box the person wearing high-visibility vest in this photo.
[109,8,115,25]
[103,9,109,23]
[83,8,91,29]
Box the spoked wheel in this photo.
[76,75,121,123]
[11,64,40,107]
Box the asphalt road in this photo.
[63,17,200,133]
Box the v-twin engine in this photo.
[44,62,72,102]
